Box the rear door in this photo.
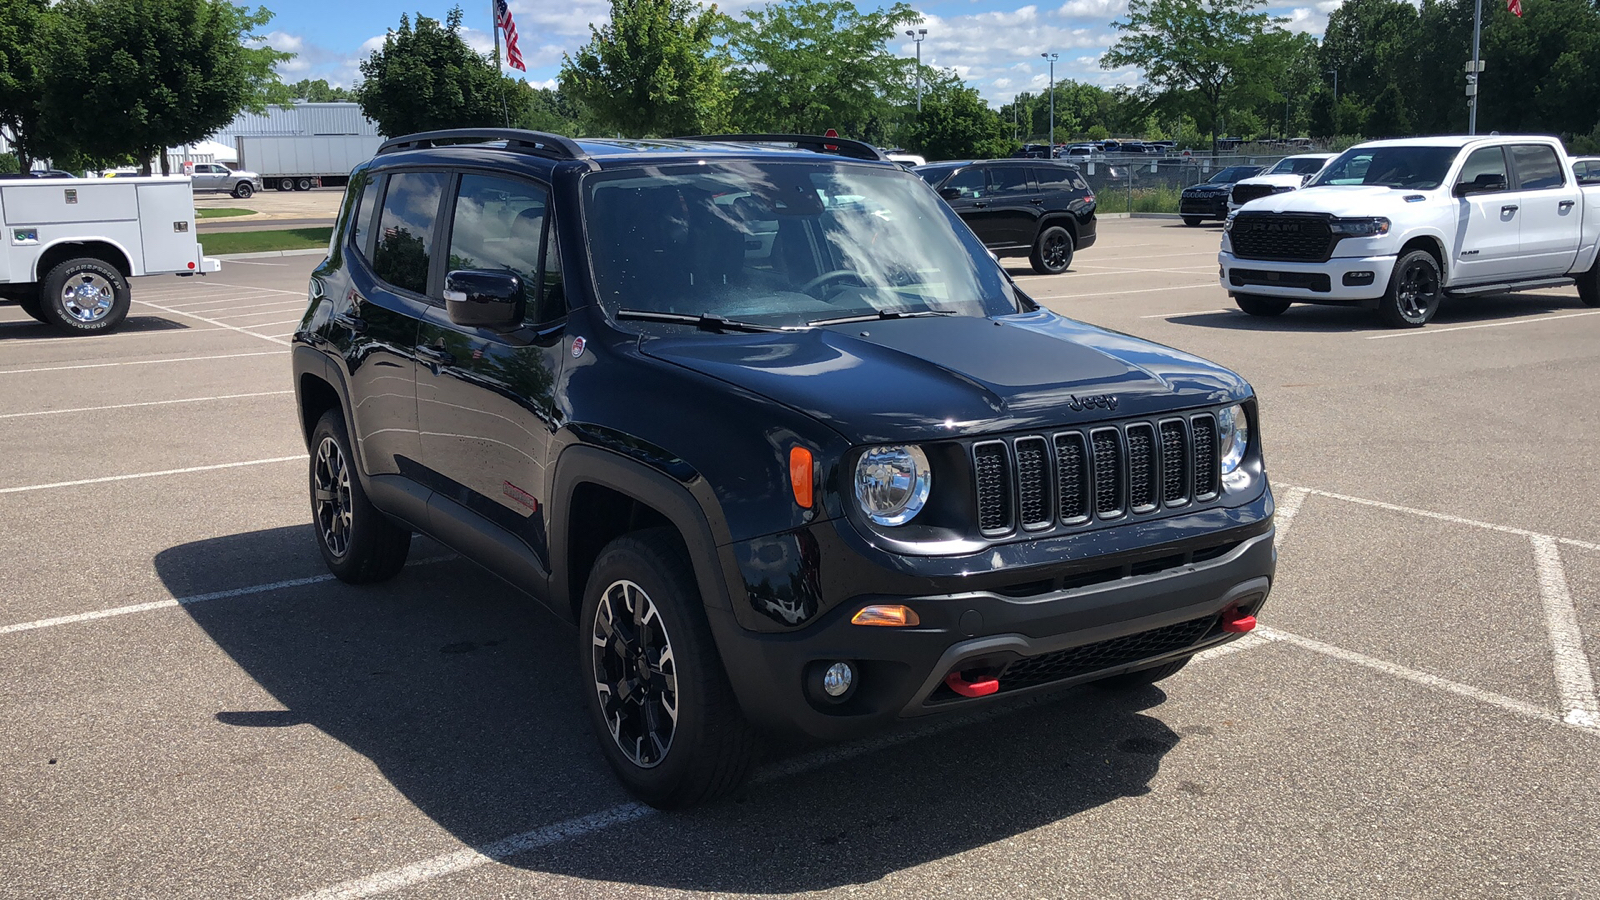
[1450,146,1522,284]
[1506,143,1581,277]
[414,172,567,567]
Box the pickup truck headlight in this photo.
[1223,212,1237,232]
[854,445,931,526]
[1219,404,1250,477]
[1329,217,1391,237]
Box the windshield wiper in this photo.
[807,310,956,327]
[614,309,784,334]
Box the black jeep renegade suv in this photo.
[292,130,1276,809]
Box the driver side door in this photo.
[1452,146,1523,284]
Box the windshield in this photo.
[1271,157,1328,176]
[915,165,958,185]
[583,161,1021,328]
[1208,166,1260,183]
[1310,146,1461,189]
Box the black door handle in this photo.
[331,312,366,333]
[417,344,455,366]
[1502,204,1519,213]
[972,201,988,208]
[1030,198,1044,205]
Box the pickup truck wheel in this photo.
[309,410,411,583]
[1378,250,1442,328]
[232,181,254,199]
[39,258,130,334]
[1030,226,1075,275]
[1578,258,1600,307]
[1181,216,1203,227]
[1235,295,1291,316]
[1097,655,1191,690]
[580,528,758,809]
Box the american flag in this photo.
[1507,0,1522,15]
[495,0,525,71]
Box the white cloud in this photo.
[1282,7,1329,33]
[1055,0,1130,19]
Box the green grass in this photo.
[201,228,330,255]
[196,207,255,219]
[1129,184,1183,214]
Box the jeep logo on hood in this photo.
[1067,393,1119,411]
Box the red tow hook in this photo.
[1222,608,1257,633]
[945,670,1000,698]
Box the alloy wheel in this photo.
[1043,233,1071,269]
[591,579,679,768]
[1397,259,1440,319]
[313,436,353,558]
[60,272,115,323]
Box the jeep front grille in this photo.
[1229,183,1281,206]
[972,412,1221,538]
[1228,213,1335,262]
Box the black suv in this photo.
[914,159,1097,274]
[292,130,1276,808]
[1178,165,1266,226]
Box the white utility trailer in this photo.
[0,176,221,334]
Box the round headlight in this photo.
[1218,404,1250,476]
[854,445,931,526]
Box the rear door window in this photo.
[987,166,1034,196]
[1510,144,1565,191]
[372,171,447,295]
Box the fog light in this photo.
[822,662,853,697]
[1343,271,1375,286]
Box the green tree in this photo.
[1321,0,1422,112]
[356,8,512,137]
[1365,83,1413,137]
[902,81,1012,161]
[0,0,49,170]
[285,78,353,103]
[36,0,288,174]
[561,0,728,137]
[724,0,919,145]
[520,86,587,135]
[1101,0,1278,152]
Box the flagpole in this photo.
[492,1,510,127]
[1469,0,1482,135]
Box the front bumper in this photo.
[707,494,1276,741]
[1180,195,1227,218]
[1219,250,1397,302]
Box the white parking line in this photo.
[1272,486,1310,551]
[1277,484,1600,553]
[1139,308,1232,319]
[0,350,282,376]
[0,390,291,420]
[154,291,289,308]
[133,297,290,346]
[0,455,303,495]
[182,300,307,317]
[1034,282,1217,300]
[1365,309,1600,339]
[1531,536,1600,728]
[0,326,226,345]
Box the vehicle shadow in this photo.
[1172,291,1586,334]
[0,311,194,339]
[157,526,1182,892]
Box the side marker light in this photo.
[789,446,813,509]
[851,605,921,627]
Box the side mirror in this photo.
[444,269,523,328]
[1454,175,1506,197]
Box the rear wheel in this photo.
[295,178,313,191]
[39,257,130,334]
[1235,295,1291,317]
[1029,225,1075,275]
[308,410,411,583]
[1182,215,1203,227]
[579,528,758,809]
[1098,656,1191,690]
[277,178,294,191]
[1377,249,1442,328]
[1578,256,1599,307]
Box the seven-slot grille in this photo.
[973,412,1221,537]
[1228,213,1335,262]
[1229,182,1281,206]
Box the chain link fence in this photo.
[1074,155,1292,214]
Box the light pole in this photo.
[1325,68,1338,136]
[906,28,928,113]
[1468,0,1483,134]
[1041,52,1058,152]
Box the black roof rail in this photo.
[680,133,888,162]
[376,128,588,162]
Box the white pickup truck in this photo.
[0,175,221,334]
[1219,135,1600,327]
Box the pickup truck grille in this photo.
[1228,213,1334,262]
[1229,183,1283,206]
[971,411,1221,538]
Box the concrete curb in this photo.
[1131,212,1184,220]
[1097,212,1131,219]
[211,248,327,261]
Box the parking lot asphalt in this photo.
[4,217,1600,898]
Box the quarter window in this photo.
[1510,144,1564,191]
[347,170,379,260]
[446,174,563,324]
[1455,147,1509,194]
[372,171,446,295]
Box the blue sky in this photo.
[255,0,1338,106]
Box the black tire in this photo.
[295,178,313,191]
[232,181,254,199]
[1378,249,1443,328]
[1578,256,1599,308]
[39,257,130,334]
[1182,215,1203,227]
[17,292,47,323]
[277,178,293,191]
[1235,295,1291,317]
[1098,655,1191,690]
[579,528,758,809]
[308,410,411,584]
[1029,225,1075,275]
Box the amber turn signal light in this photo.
[851,605,920,627]
[789,446,814,509]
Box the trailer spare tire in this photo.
[39,257,131,335]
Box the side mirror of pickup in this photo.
[444,269,524,329]
[1454,174,1507,197]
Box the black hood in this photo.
[639,311,1251,444]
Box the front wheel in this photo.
[308,410,411,583]
[1029,225,1075,275]
[39,258,130,334]
[1378,249,1443,328]
[1235,295,1291,317]
[1182,215,1203,227]
[580,528,758,809]
[1578,256,1599,307]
